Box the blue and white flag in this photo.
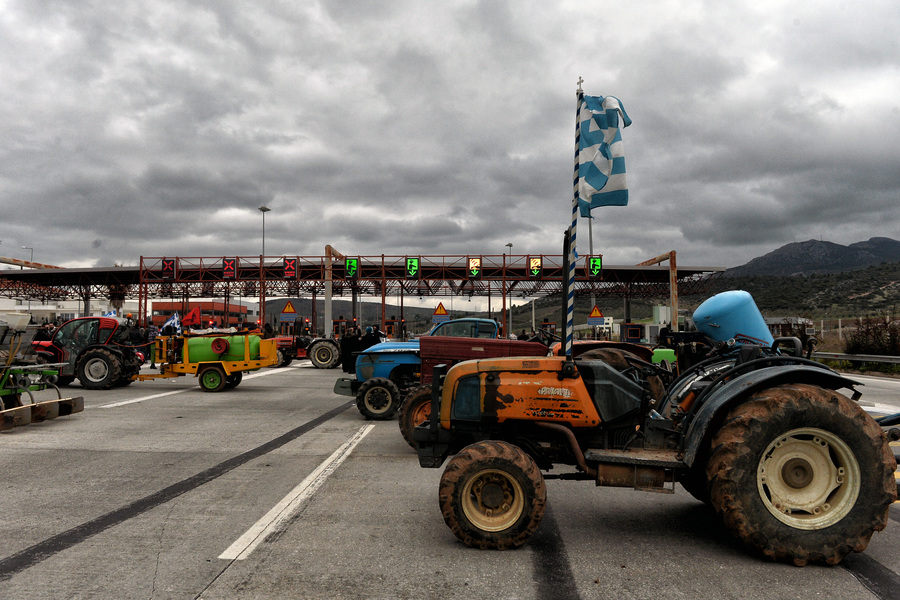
[161,312,181,335]
[577,95,631,217]
[103,310,117,317]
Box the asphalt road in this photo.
[1,362,898,600]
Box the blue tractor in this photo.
[334,318,503,419]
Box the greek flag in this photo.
[577,95,631,217]
[162,312,181,335]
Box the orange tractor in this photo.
[413,291,899,566]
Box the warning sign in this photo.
[587,306,604,326]
[281,301,297,322]
[433,302,450,324]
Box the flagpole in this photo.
[567,77,584,359]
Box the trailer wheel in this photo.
[308,341,340,369]
[199,366,227,393]
[399,385,431,448]
[439,440,546,550]
[706,383,896,566]
[76,348,122,390]
[356,377,400,420]
[224,372,243,389]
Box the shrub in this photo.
[843,315,900,356]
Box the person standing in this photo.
[147,323,159,368]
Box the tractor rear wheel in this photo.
[308,341,339,369]
[399,385,431,448]
[706,383,896,566]
[199,366,227,392]
[76,348,122,390]
[356,377,400,420]
[439,440,546,550]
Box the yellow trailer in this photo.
[135,332,279,392]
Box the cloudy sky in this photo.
[1,0,898,272]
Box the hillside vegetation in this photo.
[707,262,900,318]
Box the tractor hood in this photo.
[358,340,421,355]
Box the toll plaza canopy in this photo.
[0,253,723,312]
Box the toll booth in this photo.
[620,323,644,343]
[279,318,309,336]
[539,319,557,335]
[332,316,348,338]
[385,316,404,339]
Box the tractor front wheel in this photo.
[356,378,400,420]
[399,385,432,448]
[706,383,896,566]
[76,348,122,390]
[439,440,546,550]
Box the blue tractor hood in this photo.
[357,340,421,355]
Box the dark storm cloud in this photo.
[1,1,898,270]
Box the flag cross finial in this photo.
[576,76,583,93]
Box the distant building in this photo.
[764,317,814,338]
[150,301,257,328]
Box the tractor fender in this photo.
[682,364,860,467]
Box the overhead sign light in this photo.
[223,258,237,279]
[468,257,482,279]
[587,255,603,279]
[345,257,359,279]
[405,257,420,279]
[283,257,297,279]
[528,256,542,279]
[162,258,175,280]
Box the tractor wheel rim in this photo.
[461,468,525,532]
[757,427,860,530]
[202,371,222,388]
[85,359,109,382]
[364,388,391,413]
[412,401,431,426]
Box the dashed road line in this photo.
[92,367,287,409]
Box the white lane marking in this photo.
[92,367,289,409]
[96,389,187,408]
[218,423,375,561]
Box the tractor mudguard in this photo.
[682,364,859,467]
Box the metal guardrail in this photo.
[812,352,900,365]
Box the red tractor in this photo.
[32,316,144,390]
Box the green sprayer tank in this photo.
[184,335,263,362]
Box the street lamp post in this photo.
[258,205,271,255]
[21,246,33,316]
[503,243,512,337]
[258,206,271,329]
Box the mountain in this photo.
[725,237,900,277]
